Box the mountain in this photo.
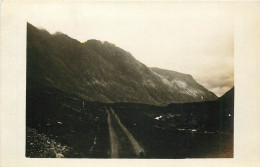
[27,23,217,106]
[218,87,234,131]
[151,67,217,102]
[219,87,234,105]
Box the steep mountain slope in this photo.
[27,23,217,105]
[151,67,217,102]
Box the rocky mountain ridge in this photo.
[27,23,217,106]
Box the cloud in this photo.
[195,68,234,97]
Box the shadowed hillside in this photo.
[27,23,217,106]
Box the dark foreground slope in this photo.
[27,23,217,106]
[26,87,233,158]
[26,87,109,158]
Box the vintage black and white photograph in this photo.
[25,2,234,158]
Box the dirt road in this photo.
[106,107,145,158]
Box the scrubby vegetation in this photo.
[26,86,110,158]
[26,87,233,158]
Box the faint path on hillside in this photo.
[106,108,145,158]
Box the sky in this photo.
[26,2,234,96]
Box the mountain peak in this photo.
[85,39,103,44]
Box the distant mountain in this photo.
[218,87,234,131]
[27,23,217,106]
[219,87,234,104]
[151,67,217,102]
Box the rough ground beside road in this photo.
[106,108,145,158]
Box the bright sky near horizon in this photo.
[25,2,234,96]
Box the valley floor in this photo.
[26,88,233,158]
